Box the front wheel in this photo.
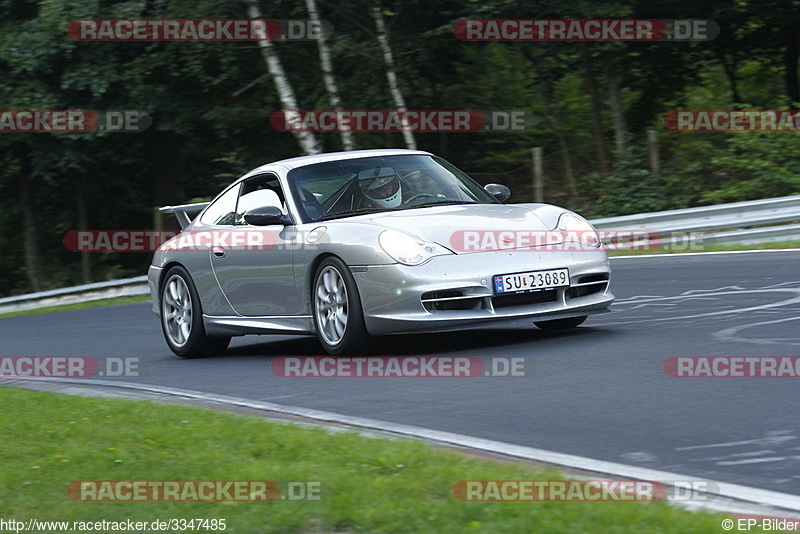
[160,266,231,358]
[312,257,371,355]
[534,316,588,331]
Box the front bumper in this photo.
[353,249,614,335]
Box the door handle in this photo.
[212,247,226,258]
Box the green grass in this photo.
[0,387,751,533]
[0,295,151,319]
[608,240,799,256]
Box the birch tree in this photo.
[371,2,416,150]
[306,0,354,150]
[602,50,627,157]
[247,0,321,155]
[579,44,610,176]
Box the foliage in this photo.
[0,0,797,295]
[704,133,800,203]
[584,147,673,217]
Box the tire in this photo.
[160,266,231,358]
[534,315,588,331]
[312,257,371,355]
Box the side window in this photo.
[199,184,240,226]
[236,174,286,225]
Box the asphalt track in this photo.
[2,251,799,496]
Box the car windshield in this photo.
[287,155,499,223]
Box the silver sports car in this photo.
[149,149,613,357]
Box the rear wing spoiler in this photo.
[158,202,209,229]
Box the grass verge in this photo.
[608,240,799,256]
[0,295,151,319]
[0,386,747,533]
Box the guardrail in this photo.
[0,276,149,315]
[708,223,800,245]
[1,195,797,315]
[591,194,800,232]
[592,194,800,246]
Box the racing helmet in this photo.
[358,167,402,208]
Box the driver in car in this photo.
[356,167,448,210]
[360,171,405,208]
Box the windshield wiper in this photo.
[317,207,392,221]
[401,200,473,209]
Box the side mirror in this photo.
[484,183,511,203]
[243,206,288,226]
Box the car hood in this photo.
[343,203,564,253]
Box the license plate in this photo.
[493,268,569,294]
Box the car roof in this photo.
[246,148,433,175]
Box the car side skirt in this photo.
[203,315,315,337]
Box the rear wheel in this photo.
[534,316,588,331]
[312,257,371,355]
[160,266,231,358]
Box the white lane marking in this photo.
[763,281,800,289]
[592,286,800,329]
[715,316,800,346]
[701,451,777,462]
[611,249,800,260]
[718,457,797,466]
[677,433,797,451]
[620,451,657,463]
[5,376,800,516]
[613,286,745,304]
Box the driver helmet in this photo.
[359,168,402,208]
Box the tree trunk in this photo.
[532,147,544,203]
[718,52,743,105]
[152,129,181,207]
[545,113,578,202]
[579,45,610,176]
[784,18,799,104]
[602,50,627,157]
[76,177,91,284]
[16,143,46,291]
[647,130,660,175]
[248,1,321,155]
[306,0,355,150]
[372,2,417,149]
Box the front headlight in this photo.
[556,213,601,248]
[379,230,453,266]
